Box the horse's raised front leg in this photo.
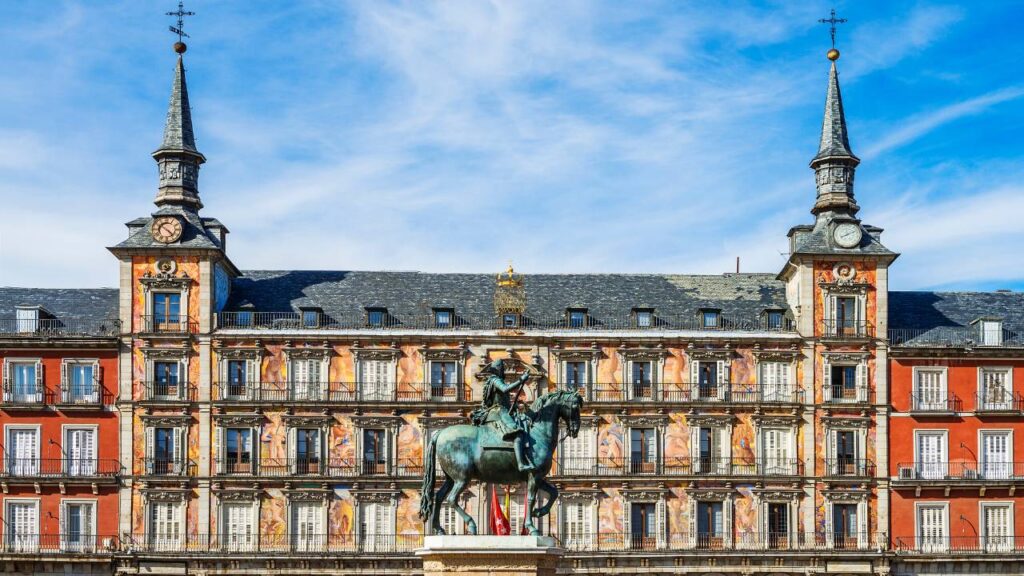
[446,479,477,535]
[523,475,541,536]
[531,477,558,518]
[430,476,454,535]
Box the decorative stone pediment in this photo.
[352,345,400,362]
[822,416,870,429]
[616,346,669,362]
[687,347,733,361]
[619,414,670,428]
[351,415,404,430]
[621,486,669,501]
[685,413,735,427]
[216,347,261,360]
[282,413,335,428]
[140,273,192,291]
[283,345,331,360]
[819,281,870,295]
[351,489,400,504]
[143,489,188,502]
[141,346,189,360]
[751,414,801,428]
[753,488,802,502]
[685,486,734,500]
[551,346,601,362]
[557,486,602,502]
[215,489,261,502]
[285,489,331,503]
[822,351,870,363]
[822,488,868,503]
[213,413,264,427]
[420,346,467,362]
[141,414,192,426]
[752,349,800,362]
[419,416,467,429]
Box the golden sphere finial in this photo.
[827,48,840,61]
[174,41,188,54]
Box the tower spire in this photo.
[153,4,204,211]
[810,12,859,218]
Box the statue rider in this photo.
[471,358,536,472]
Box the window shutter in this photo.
[622,502,631,549]
[723,499,733,548]
[655,499,666,549]
[716,360,728,400]
[827,430,836,474]
[317,358,328,399]
[857,500,868,549]
[61,362,69,392]
[93,362,101,403]
[287,428,296,472]
[822,358,832,402]
[856,362,867,402]
[824,502,834,548]
[174,428,186,473]
[687,499,697,547]
[35,360,43,390]
[145,428,154,474]
[2,361,9,399]
[213,427,223,471]
[689,361,699,395]
[59,502,67,548]
[758,499,768,549]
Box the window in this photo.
[913,368,947,411]
[633,309,653,328]
[5,361,40,404]
[835,296,857,334]
[630,503,657,550]
[147,427,183,475]
[501,313,519,328]
[832,503,858,549]
[766,310,784,331]
[980,431,1011,479]
[223,428,253,474]
[235,310,253,327]
[915,431,947,480]
[292,429,321,474]
[561,501,593,549]
[290,358,323,401]
[226,360,248,399]
[6,427,39,475]
[767,503,789,549]
[564,361,587,389]
[695,427,725,474]
[761,429,792,475]
[558,424,594,475]
[696,501,724,549]
[433,309,453,328]
[15,307,40,333]
[430,361,458,399]
[152,361,181,400]
[149,501,183,550]
[363,429,387,475]
[631,361,653,400]
[65,362,98,404]
[6,501,38,552]
[61,501,95,552]
[360,358,394,401]
[980,320,1003,346]
[824,358,866,403]
[702,310,720,329]
[831,365,857,400]
[759,361,792,402]
[291,501,324,552]
[630,428,657,474]
[65,427,96,476]
[366,308,387,328]
[152,293,182,330]
[833,430,858,476]
[979,367,1012,410]
[360,500,394,552]
[221,502,255,551]
[301,309,320,328]
[981,503,1013,551]
[694,361,722,400]
[917,504,948,552]
[567,309,587,328]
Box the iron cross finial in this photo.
[818,8,847,49]
[167,1,196,43]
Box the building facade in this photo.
[0,40,1022,576]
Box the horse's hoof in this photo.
[529,529,541,537]
[467,522,478,535]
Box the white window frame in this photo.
[4,498,40,552]
[356,356,397,402]
[624,359,659,401]
[980,501,1014,552]
[61,359,100,404]
[4,424,40,476]
[687,496,732,549]
[757,496,799,550]
[355,497,395,552]
[557,421,597,475]
[979,429,1013,480]
[689,421,732,474]
[757,360,794,402]
[144,353,189,401]
[426,359,462,401]
[288,356,329,402]
[2,358,42,404]
[979,320,1004,346]
[824,498,869,549]
[627,426,661,475]
[219,499,258,551]
[217,355,259,401]
[59,498,97,552]
[689,358,731,401]
[912,366,948,411]
[915,501,949,553]
[558,497,597,550]
[144,425,187,475]
[822,356,868,403]
[913,429,948,480]
[146,498,185,551]
[289,498,328,552]
[625,497,667,550]
[757,426,797,476]
[978,366,1013,410]
[62,424,98,476]
[216,425,258,475]
[826,425,868,476]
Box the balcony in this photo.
[822,320,874,340]
[122,533,424,555]
[894,536,1024,555]
[0,318,120,338]
[214,311,796,334]
[823,384,869,404]
[824,458,875,477]
[1,385,49,408]
[229,457,356,477]
[140,315,196,335]
[0,534,119,555]
[1,458,120,478]
[552,457,803,478]
[55,382,107,408]
[976,392,1024,414]
[889,327,1023,349]
[895,461,1024,482]
[212,381,478,404]
[142,458,197,477]
[142,381,195,403]
[910,392,961,414]
[568,382,802,405]
[559,532,880,552]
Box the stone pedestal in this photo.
[416,535,564,576]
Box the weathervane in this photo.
[167,1,195,53]
[818,8,847,61]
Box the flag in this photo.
[489,485,510,535]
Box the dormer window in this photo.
[765,310,785,331]
[975,318,1004,346]
[14,306,44,333]
[433,308,453,328]
[235,309,253,327]
[633,308,654,329]
[300,307,321,328]
[701,309,721,329]
[567,308,588,329]
[366,308,387,328]
[501,313,520,328]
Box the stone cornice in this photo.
[419,346,467,362]
[616,346,669,362]
[141,414,192,426]
[619,413,670,428]
[685,413,735,427]
[281,413,335,428]
[550,346,601,362]
[351,415,404,429]
[212,413,265,427]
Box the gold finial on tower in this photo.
[818,8,847,61]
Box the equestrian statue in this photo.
[419,357,584,536]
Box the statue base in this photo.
[416,535,563,576]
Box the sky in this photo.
[1,1,1022,291]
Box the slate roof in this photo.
[0,288,119,337]
[890,291,1024,331]
[224,270,791,329]
[789,222,896,256]
[812,61,857,163]
[111,206,223,250]
[159,56,199,154]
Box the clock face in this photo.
[151,216,183,244]
[833,222,863,248]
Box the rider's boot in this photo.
[514,435,535,471]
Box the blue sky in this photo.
[1,1,1022,290]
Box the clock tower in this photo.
[778,46,897,545]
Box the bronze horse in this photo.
[418,389,583,536]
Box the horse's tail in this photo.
[418,433,439,521]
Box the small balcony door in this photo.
[832,503,858,549]
[7,428,38,475]
[149,502,182,550]
[66,427,96,476]
[916,432,946,480]
[760,362,790,402]
[6,501,38,552]
[914,369,946,411]
[696,427,721,474]
[629,428,656,474]
[152,293,181,331]
[291,502,322,552]
[762,429,791,475]
[430,361,458,400]
[917,505,948,552]
[9,363,38,403]
[294,429,321,474]
[363,429,387,475]
[291,359,322,401]
[982,504,1012,551]
[62,502,94,552]
[226,360,249,399]
[360,501,393,552]
[222,503,255,551]
[767,503,789,549]
[981,432,1011,479]
[835,296,857,335]
[564,361,586,390]
[696,501,723,549]
[153,362,180,400]
[980,369,1011,410]
[831,365,858,402]
[151,427,179,475]
[631,362,653,400]
[225,428,253,474]
[696,362,719,400]
[630,503,656,550]
[835,431,857,475]
[361,359,393,401]
[68,363,97,404]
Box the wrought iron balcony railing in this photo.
[139,315,196,334]
[212,381,478,403]
[552,456,803,477]
[565,382,802,404]
[122,533,424,554]
[1,385,49,406]
[215,311,796,333]
[2,458,120,477]
[910,392,961,413]
[822,320,874,339]
[976,391,1024,413]
[57,381,107,406]
[889,327,1023,348]
[141,458,196,477]
[0,534,119,554]
[0,318,120,338]
[823,384,869,404]
[824,458,875,477]
[894,535,1024,554]
[895,461,1024,481]
[557,532,881,552]
[141,381,195,402]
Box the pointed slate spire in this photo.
[809,52,859,217]
[153,46,205,211]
